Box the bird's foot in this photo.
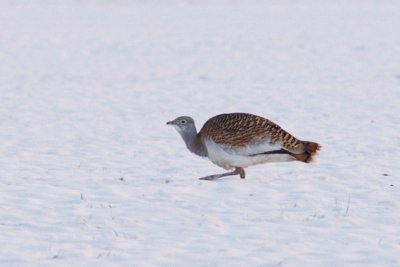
[198,167,246,181]
[198,174,225,181]
[199,176,218,181]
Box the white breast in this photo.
[204,139,295,170]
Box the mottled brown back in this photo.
[199,113,303,151]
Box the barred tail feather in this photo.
[291,141,321,163]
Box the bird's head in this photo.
[166,116,196,135]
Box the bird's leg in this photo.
[199,167,246,181]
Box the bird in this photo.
[167,113,321,180]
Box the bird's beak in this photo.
[166,121,174,125]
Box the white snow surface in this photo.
[1,1,400,266]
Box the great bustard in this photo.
[167,113,320,180]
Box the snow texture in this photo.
[1,1,399,266]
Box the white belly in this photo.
[204,139,295,170]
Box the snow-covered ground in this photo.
[1,1,399,266]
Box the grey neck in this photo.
[180,127,208,157]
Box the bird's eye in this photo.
[180,120,186,124]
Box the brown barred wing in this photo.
[199,113,304,152]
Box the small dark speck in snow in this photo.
[119,177,125,181]
[390,184,394,187]
[165,179,172,184]
[382,173,389,176]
